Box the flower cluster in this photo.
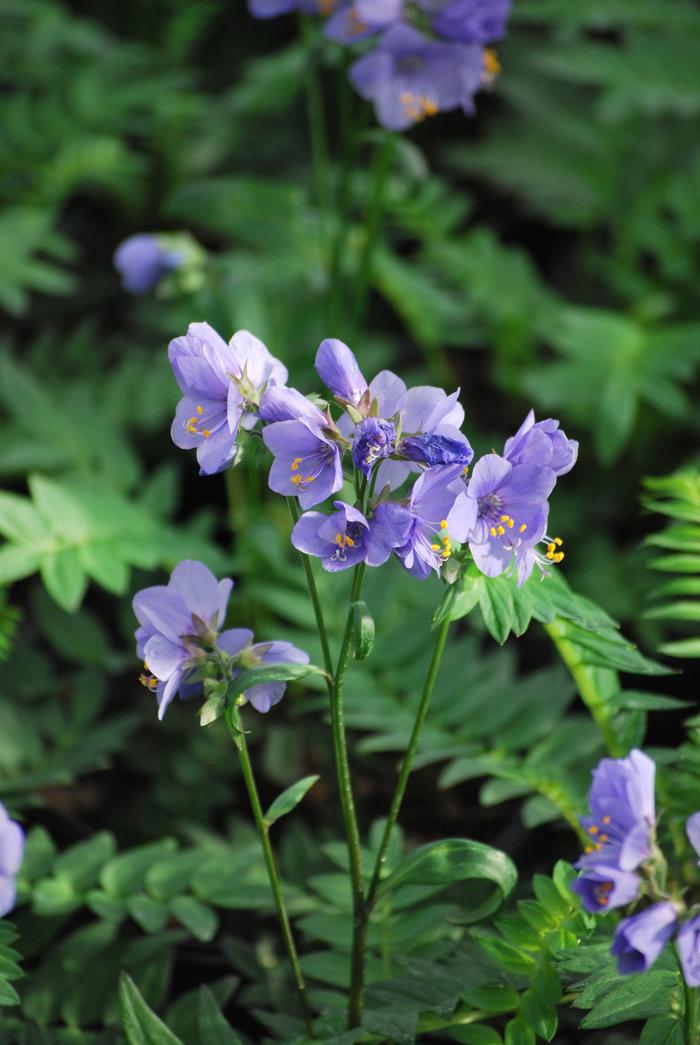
[572,749,700,986]
[166,324,576,587]
[133,560,308,720]
[247,0,511,130]
[0,803,24,918]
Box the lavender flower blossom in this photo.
[504,410,578,478]
[169,324,288,475]
[0,804,23,918]
[571,864,640,914]
[392,464,477,579]
[611,902,678,974]
[349,25,483,131]
[314,338,471,488]
[134,560,234,720]
[678,912,700,987]
[292,499,411,571]
[218,629,309,713]
[325,0,403,42]
[430,0,511,44]
[262,418,344,508]
[461,453,556,584]
[114,234,182,294]
[578,749,656,872]
[687,813,700,862]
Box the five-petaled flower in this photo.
[292,500,408,572]
[0,803,24,918]
[170,324,288,475]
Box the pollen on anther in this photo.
[431,543,441,551]
[519,523,527,533]
[440,520,449,529]
[291,457,302,472]
[497,525,505,536]
[490,526,498,537]
[196,405,204,415]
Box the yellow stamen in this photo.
[345,537,355,548]
[602,816,611,824]
[440,520,449,529]
[519,523,527,533]
[291,475,302,486]
[196,405,204,415]
[497,525,505,536]
[588,825,599,835]
[431,543,441,551]
[484,48,502,78]
[490,526,498,537]
[291,457,302,472]
[554,537,563,546]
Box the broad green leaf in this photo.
[119,973,185,1045]
[170,897,218,942]
[376,838,517,922]
[197,987,243,1044]
[264,774,320,828]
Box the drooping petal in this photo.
[157,670,184,721]
[611,902,678,975]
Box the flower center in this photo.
[584,815,613,854]
[399,90,438,122]
[185,404,211,439]
[594,881,613,907]
[330,522,364,562]
[290,456,319,489]
[430,519,452,560]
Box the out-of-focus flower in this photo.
[578,749,656,872]
[611,902,678,974]
[248,0,341,16]
[169,325,287,475]
[571,864,641,914]
[114,234,183,294]
[678,912,700,987]
[686,812,700,862]
[325,0,403,42]
[0,804,23,918]
[218,629,309,713]
[133,560,233,720]
[429,0,511,44]
[349,25,483,131]
[504,410,578,478]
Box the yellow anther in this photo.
[507,519,514,528]
[490,526,498,537]
[519,523,527,533]
[431,543,441,551]
[196,405,204,415]
[588,825,599,835]
[584,845,594,854]
[500,515,510,522]
[440,520,449,529]
[598,833,609,843]
[345,537,355,548]
[305,474,316,483]
[497,525,505,536]
[463,465,469,474]
[554,537,563,546]
[291,475,302,486]
[484,48,502,78]
[602,816,611,825]
[547,543,556,553]
[554,552,564,563]
[291,458,302,472]
[202,429,211,438]
[599,897,609,907]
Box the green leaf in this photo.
[119,973,185,1045]
[579,971,680,1028]
[170,896,218,942]
[264,774,320,828]
[504,1017,535,1045]
[445,1028,502,1045]
[639,1015,685,1045]
[479,578,515,644]
[101,840,178,898]
[376,838,517,922]
[197,987,243,1044]
[227,663,324,705]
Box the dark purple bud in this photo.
[352,418,397,476]
[400,432,473,468]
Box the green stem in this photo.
[366,615,451,908]
[544,620,623,757]
[332,563,368,1029]
[685,974,699,1045]
[351,134,395,340]
[286,498,334,683]
[224,466,247,537]
[225,705,315,1037]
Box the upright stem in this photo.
[366,615,451,908]
[332,564,368,1029]
[544,620,623,757]
[286,498,334,682]
[685,975,699,1045]
[225,705,315,1037]
[351,134,395,340]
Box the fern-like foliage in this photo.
[644,466,700,657]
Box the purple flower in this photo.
[462,453,555,584]
[114,234,182,294]
[611,903,678,975]
[352,418,397,476]
[349,24,483,131]
[292,500,409,571]
[218,629,309,713]
[133,560,234,720]
[393,464,477,579]
[0,804,24,918]
[678,913,700,987]
[571,865,640,914]
[430,0,511,44]
[579,749,656,872]
[504,410,578,478]
[687,813,700,862]
[262,418,344,508]
[169,324,288,475]
[325,0,403,42]
[314,339,471,489]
